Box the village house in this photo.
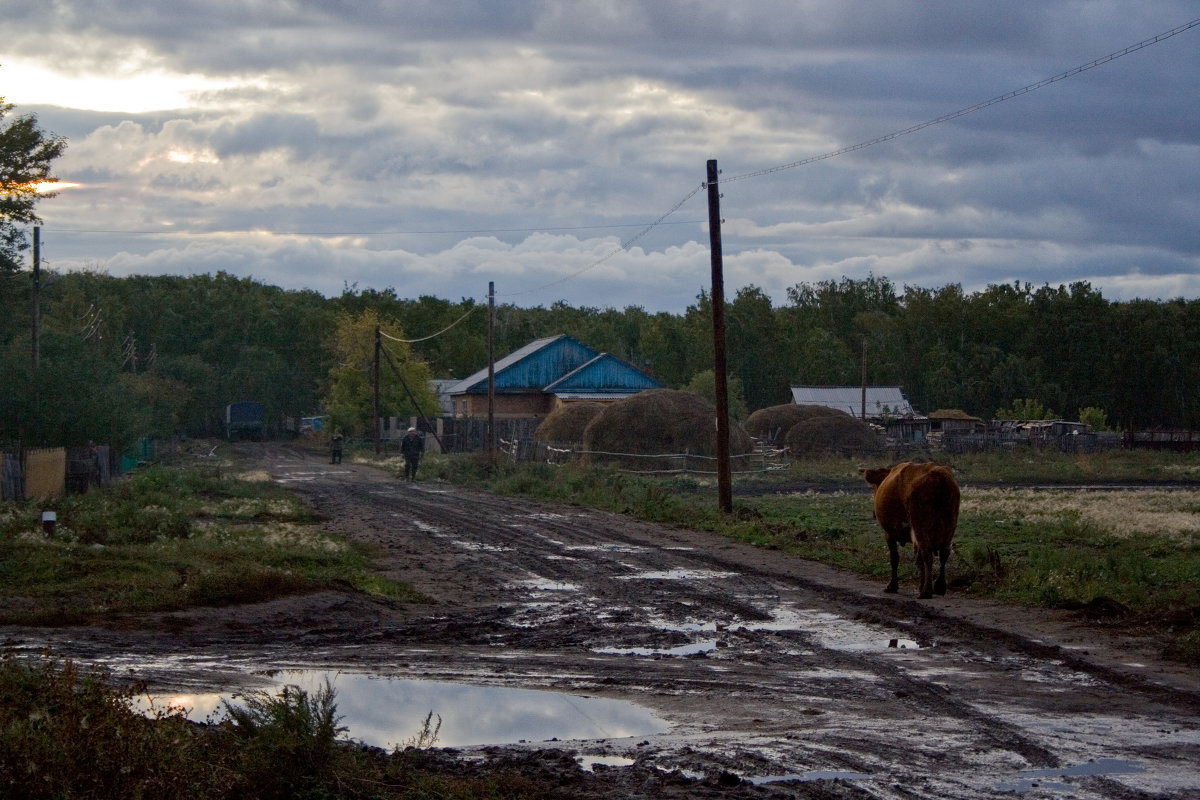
[449,335,660,420]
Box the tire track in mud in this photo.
[279,467,1172,795]
[249,448,1200,797]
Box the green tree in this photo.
[1078,406,1109,431]
[995,398,1057,421]
[684,369,748,420]
[0,96,67,271]
[324,310,437,437]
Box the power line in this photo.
[378,305,479,344]
[500,181,707,298]
[724,16,1200,184]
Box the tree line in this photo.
[2,267,1197,451]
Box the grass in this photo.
[0,655,550,800]
[0,463,422,625]
[412,449,1200,665]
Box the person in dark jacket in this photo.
[400,427,424,482]
[330,431,344,464]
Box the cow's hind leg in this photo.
[933,547,950,596]
[885,539,900,593]
[915,546,934,599]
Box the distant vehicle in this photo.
[226,401,266,441]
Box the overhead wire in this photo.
[724,16,1200,184]
[378,305,479,344]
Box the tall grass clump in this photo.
[0,656,552,799]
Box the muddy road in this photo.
[6,445,1200,798]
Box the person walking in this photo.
[330,431,344,464]
[400,427,424,482]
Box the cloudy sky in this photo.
[5,2,1199,313]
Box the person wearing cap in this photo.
[400,426,424,482]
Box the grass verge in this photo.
[0,464,422,625]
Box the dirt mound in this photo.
[534,402,607,443]
[582,389,753,468]
[785,413,880,456]
[744,404,848,446]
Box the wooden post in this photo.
[707,160,733,514]
[374,325,382,455]
[31,226,40,370]
[861,338,867,420]
[487,281,496,465]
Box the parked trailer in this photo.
[226,401,266,441]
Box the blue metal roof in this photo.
[544,354,660,394]
[450,335,660,396]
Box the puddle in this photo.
[756,607,923,652]
[577,754,636,771]
[995,758,1145,792]
[619,569,738,581]
[595,640,719,657]
[137,671,668,749]
[748,770,873,785]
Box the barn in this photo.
[448,335,660,420]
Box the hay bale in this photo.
[534,402,607,443]
[582,389,753,469]
[744,404,850,446]
[785,413,880,457]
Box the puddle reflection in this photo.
[995,758,1145,792]
[139,672,668,749]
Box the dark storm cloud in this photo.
[4,1,1199,309]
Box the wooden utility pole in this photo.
[707,160,733,514]
[861,338,867,420]
[374,325,382,455]
[487,281,497,465]
[31,226,40,370]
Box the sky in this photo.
[4,2,1200,314]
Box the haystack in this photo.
[582,389,753,468]
[785,413,880,456]
[744,403,850,446]
[534,402,607,443]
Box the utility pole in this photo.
[31,226,40,370]
[487,281,496,465]
[861,338,867,420]
[707,160,733,514]
[374,326,383,455]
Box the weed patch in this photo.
[0,465,421,623]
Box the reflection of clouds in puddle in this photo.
[971,709,1200,795]
[595,640,719,657]
[565,543,645,554]
[995,758,1145,793]
[577,754,636,771]
[619,569,738,581]
[139,673,668,749]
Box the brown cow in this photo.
[861,461,960,599]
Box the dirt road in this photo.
[7,445,1199,798]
